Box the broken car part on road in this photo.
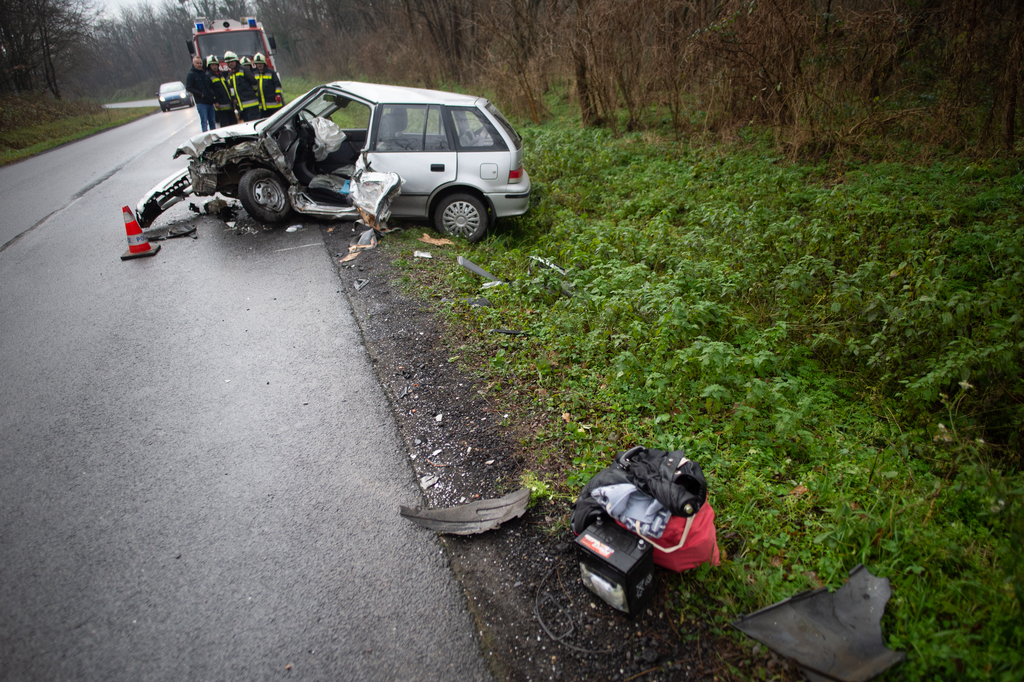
[733,564,906,682]
[400,487,530,535]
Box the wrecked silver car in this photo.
[137,81,531,242]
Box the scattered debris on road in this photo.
[400,487,530,535]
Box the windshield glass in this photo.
[160,82,185,93]
[196,31,264,60]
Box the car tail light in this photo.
[508,165,523,184]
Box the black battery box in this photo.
[575,517,655,616]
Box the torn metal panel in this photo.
[204,140,269,167]
[400,487,530,535]
[288,187,358,219]
[528,255,566,276]
[136,168,192,229]
[260,136,298,185]
[732,564,906,682]
[188,161,219,196]
[457,256,501,282]
[173,125,258,159]
[349,168,402,230]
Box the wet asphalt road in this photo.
[0,108,490,679]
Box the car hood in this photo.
[173,121,259,159]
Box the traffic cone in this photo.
[120,206,160,261]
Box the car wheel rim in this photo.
[253,178,286,212]
[441,200,481,238]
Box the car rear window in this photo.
[485,102,522,150]
[448,107,507,152]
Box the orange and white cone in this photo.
[120,206,160,260]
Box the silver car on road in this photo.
[138,81,531,242]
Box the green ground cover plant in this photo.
[388,113,1023,678]
[0,95,153,166]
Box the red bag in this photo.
[615,501,720,572]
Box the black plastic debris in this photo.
[144,223,198,241]
[732,564,906,682]
[399,487,529,535]
[490,328,527,336]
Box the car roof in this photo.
[327,81,484,107]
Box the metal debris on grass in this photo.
[457,256,502,283]
[528,255,567,276]
[441,297,492,308]
[732,564,906,682]
[400,487,530,535]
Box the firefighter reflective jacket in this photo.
[209,70,233,112]
[252,67,283,113]
[228,68,259,113]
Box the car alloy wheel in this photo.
[437,193,487,242]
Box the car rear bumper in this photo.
[486,171,531,218]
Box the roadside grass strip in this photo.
[391,121,1023,679]
[1,100,154,166]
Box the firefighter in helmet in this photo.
[251,53,284,120]
[223,51,261,122]
[207,55,236,127]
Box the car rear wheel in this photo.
[239,168,292,223]
[434,193,488,242]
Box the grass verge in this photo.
[381,112,1023,679]
[1,95,154,166]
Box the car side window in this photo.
[375,104,450,152]
[448,107,507,151]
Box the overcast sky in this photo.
[96,0,165,18]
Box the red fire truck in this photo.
[186,16,278,70]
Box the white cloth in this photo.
[591,483,670,538]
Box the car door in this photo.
[365,103,457,218]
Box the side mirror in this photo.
[267,35,277,52]
[186,41,195,56]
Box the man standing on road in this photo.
[207,56,237,127]
[186,55,216,131]
[251,53,283,120]
[224,51,261,122]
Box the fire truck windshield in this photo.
[197,32,264,60]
